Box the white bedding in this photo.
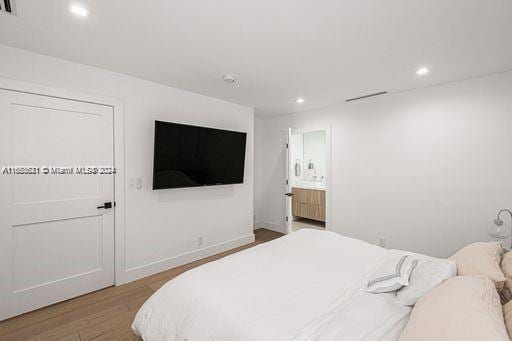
[132,229,412,341]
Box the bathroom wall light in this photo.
[296,98,304,103]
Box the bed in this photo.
[132,229,414,340]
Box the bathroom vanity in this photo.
[291,186,326,222]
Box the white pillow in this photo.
[366,255,419,293]
[396,258,456,306]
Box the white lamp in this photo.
[487,209,512,249]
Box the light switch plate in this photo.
[128,177,142,189]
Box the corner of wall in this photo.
[253,221,285,234]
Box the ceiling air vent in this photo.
[0,0,16,14]
[346,91,388,102]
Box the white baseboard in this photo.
[116,233,255,285]
[254,221,285,233]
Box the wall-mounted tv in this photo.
[153,121,247,189]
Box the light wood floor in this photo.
[291,218,325,232]
[0,228,284,341]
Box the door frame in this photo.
[284,125,332,232]
[285,128,292,234]
[0,76,127,285]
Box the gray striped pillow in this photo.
[366,255,418,293]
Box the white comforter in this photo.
[132,229,412,341]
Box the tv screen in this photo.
[153,121,247,189]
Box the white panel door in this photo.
[0,89,115,320]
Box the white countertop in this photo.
[293,181,326,190]
[295,186,326,191]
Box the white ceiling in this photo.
[1,0,512,117]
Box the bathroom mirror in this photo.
[290,130,326,185]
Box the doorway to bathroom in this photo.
[285,127,330,234]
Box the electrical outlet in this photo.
[379,238,386,248]
[197,236,203,246]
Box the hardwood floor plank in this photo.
[0,229,284,341]
[28,305,128,341]
[147,280,168,292]
[0,287,152,341]
[124,291,154,312]
[49,332,80,341]
[0,284,145,337]
[78,310,138,341]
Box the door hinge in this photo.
[286,216,289,222]
[286,143,289,149]
[286,179,289,185]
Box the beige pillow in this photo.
[501,251,512,303]
[450,242,506,289]
[399,276,509,341]
[503,300,512,338]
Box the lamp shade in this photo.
[487,220,512,240]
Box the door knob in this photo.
[285,193,294,197]
[97,202,113,209]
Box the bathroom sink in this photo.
[296,180,326,190]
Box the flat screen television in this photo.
[153,121,247,189]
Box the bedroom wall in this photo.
[0,44,254,283]
[253,117,266,229]
[256,71,512,258]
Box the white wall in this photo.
[0,44,254,283]
[255,71,512,257]
[253,117,265,229]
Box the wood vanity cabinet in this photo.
[291,187,326,222]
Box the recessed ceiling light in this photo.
[70,5,89,17]
[416,67,430,76]
[296,98,304,103]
